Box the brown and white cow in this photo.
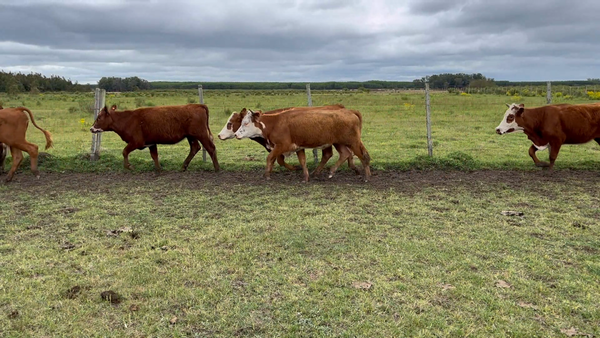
[218,105,359,176]
[0,106,53,182]
[235,107,371,182]
[496,103,600,169]
[90,104,219,172]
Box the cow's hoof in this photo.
[535,162,550,167]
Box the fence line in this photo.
[306,83,319,164]
[84,80,595,165]
[198,85,207,162]
[425,83,433,157]
[90,88,105,161]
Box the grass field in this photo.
[0,90,599,337]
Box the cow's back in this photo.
[271,109,362,147]
[552,104,600,143]
[134,104,210,144]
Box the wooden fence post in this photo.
[425,82,433,157]
[547,81,552,104]
[199,84,207,162]
[306,84,318,164]
[90,88,106,161]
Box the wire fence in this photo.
[4,82,600,170]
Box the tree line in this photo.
[3,71,600,93]
[0,71,90,94]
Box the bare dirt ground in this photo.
[3,169,599,196]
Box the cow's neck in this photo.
[110,110,137,141]
[519,108,545,141]
[255,114,275,139]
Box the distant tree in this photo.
[97,76,151,92]
[0,71,88,93]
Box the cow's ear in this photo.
[110,105,117,112]
[240,108,247,114]
[101,105,109,115]
[518,104,524,108]
[516,106,525,117]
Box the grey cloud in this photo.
[0,0,599,83]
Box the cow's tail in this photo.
[18,107,53,149]
[352,109,363,128]
[203,104,214,142]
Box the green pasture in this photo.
[1,90,599,337]
[1,89,599,174]
[0,172,599,337]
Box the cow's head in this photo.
[218,109,248,140]
[496,103,525,135]
[90,104,117,133]
[235,109,264,139]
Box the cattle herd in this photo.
[1,101,600,183]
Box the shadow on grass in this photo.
[6,151,600,174]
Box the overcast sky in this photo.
[1,0,599,84]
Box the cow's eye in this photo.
[227,122,232,129]
[507,114,514,123]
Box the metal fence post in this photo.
[425,82,433,157]
[90,88,106,161]
[199,84,207,162]
[547,81,552,104]
[306,83,318,164]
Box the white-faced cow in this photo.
[90,104,219,172]
[0,106,53,182]
[496,103,600,169]
[235,107,371,182]
[218,105,359,176]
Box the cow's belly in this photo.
[282,143,332,157]
[143,136,186,145]
[564,135,597,144]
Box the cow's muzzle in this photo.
[90,127,103,133]
[496,128,514,135]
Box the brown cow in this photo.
[235,108,371,182]
[0,106,53,182]
[90,104,219,172]
[0,143,7,174]
[0,105,5,173]
[495,103,600,169]
[218,105,359,176]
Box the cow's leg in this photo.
[327,144,352,179]
[548,141,563,170]
[348,141,371,182]
[122,143,140,170]
[277,155,299,171]
[149,145,161,172]
[338,145,360,175]
[5,147,24,182]
[296,150,310,182]
[197,134,220,172]
[265,147,286,180]
[528,145,550,167]
[312,147,333,176]
[10,141,39,179]
[182,137,200,171]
